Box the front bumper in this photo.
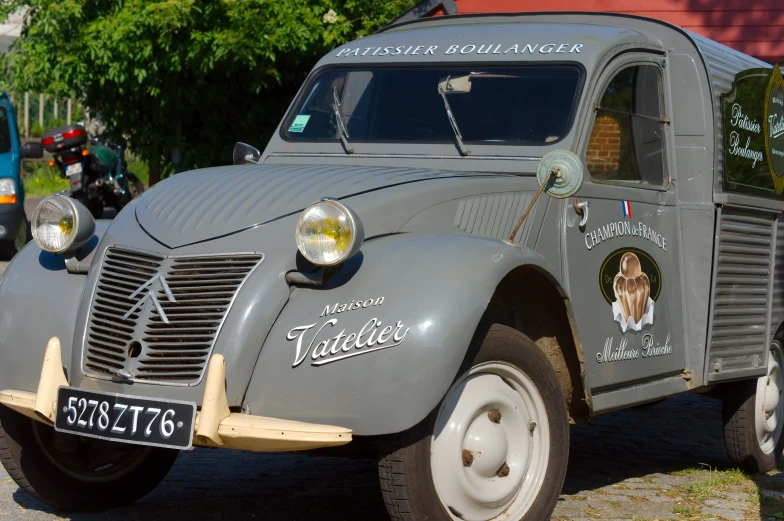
[0,337,352,452]
[0,200,24,240]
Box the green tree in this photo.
[0,0,415,182]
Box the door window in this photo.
[585,65,668,188]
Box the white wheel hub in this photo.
[756,341,784,454]
[431,362,550,521]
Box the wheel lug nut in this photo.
[462,449,474,467]
[488,409,501,423]
[497,463,510,477]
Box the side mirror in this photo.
[21,141,44,159]
[233,142,261,165]
[536,150,584,199]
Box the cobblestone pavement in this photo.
[2,393,784,520]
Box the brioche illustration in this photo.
[613,252,650,324]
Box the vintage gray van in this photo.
[0,11,782,521]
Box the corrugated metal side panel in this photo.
[454,193,533,242]
[685,32,771,188]
[707,208,777,381]
[770,217,784,337]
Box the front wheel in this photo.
[378,324,569,521]
[722,332,784,473]
[0,405,178,511]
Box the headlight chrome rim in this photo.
[31,194,94,254]
[295,199,364,266]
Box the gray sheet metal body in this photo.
[0,13,777,433]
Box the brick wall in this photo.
[586,114,622,177]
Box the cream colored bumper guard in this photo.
[0,337,352,452]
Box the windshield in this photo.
[0,107,11,154]
[283,65,583,146]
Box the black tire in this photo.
[378,324,569,521]
[0,405,178,511]
[722,334,784,473]
[0,217,30,261]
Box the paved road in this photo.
[1,393,782,521]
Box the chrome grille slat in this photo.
[83,247,262,385]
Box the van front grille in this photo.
[83,247,263,385]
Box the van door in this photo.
[564,55,687,395]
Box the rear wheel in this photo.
[0,405,178,511]
[723,333,784,473]
[378,324,569,521]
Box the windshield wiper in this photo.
[332,87,354,154]
[438,77,470,156]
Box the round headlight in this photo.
[296,199,364,266]
[31,195,95,254]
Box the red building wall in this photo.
[435,0,784,63]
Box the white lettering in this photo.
[729,130,764,167]
[424,45,438,55]
[445,44,460,54]
[731,103,762,133]
[642,334,672,358]
[460,44,476,54]
[556,43,569,53]
[570,44,583,53]
[288,315,409,367]
[770,113,784,139]
[410,45,425,55]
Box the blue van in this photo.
[0,92,42,259]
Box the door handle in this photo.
[573,199,589,227]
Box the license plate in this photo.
[65,162,83,175]
[54,387,196,450]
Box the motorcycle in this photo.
[41,125,144,218]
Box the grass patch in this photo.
[21,153,150,199]
[570,495,588,501]
[681,466,750,501]
[22,162,68,197]
[126,156,149,186]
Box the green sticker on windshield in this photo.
[289,114,311,133]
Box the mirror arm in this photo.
[507,169,559,244]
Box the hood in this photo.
[135,164,476,249]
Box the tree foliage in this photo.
[0,0,416,179]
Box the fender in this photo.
[0,221,109,391]
[245,232,567,436]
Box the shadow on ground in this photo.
[10,392,783,521]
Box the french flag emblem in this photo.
[621,201,632,218]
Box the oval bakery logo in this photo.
[766,65,784,192]
[599,248,661,333]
